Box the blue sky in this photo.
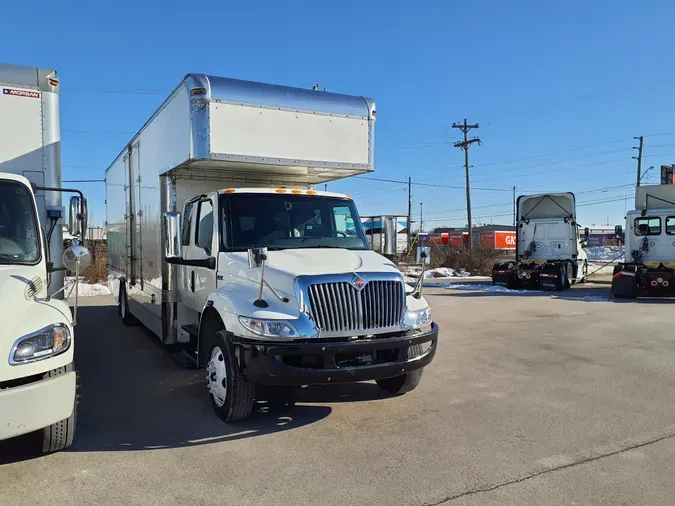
[2,0,675,229]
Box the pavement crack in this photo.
[428,430,675,505]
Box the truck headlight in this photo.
[238,317,299,339]
[403,306,432,330]
[10,324,71,365]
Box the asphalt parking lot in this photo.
[2,283,675,505]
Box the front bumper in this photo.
[0,368,76,441]
[236,323,439,386]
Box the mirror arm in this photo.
[262,278,289,303]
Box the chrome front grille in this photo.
[307,280,405,333]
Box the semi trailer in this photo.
[106,74,438,422]
[0,63,89,452]
[492,193,588,290]
[612,184,675,298]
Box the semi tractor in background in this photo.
[612,184,675,297]
[106,74,438,422]
[0,63,89,452]
[492,193,589,290]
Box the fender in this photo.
[202,276,301,338]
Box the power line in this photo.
[355,176,511,192]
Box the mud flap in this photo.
[611,265,638,298]
[492,262,515,288]
[539,263,561,291]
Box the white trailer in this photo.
[106,74,438,422]
[0,63,89,452]
[492,193,588,290]
[612,184,675,297]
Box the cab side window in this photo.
[182,202,195,246]
[196,199,214,254]
[634,217,661,236]
[666,217,675,235]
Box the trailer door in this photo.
[123,152,134,280]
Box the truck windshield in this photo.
[0,180,41,264]
[222,194,369,251]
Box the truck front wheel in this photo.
[206,330,254,422]
[375,344,424,395]
[42,365,76,453]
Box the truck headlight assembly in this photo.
[404,306,432,330]
[238,317,299,339]
[10,324,71,365]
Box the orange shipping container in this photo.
[480,231,516,249]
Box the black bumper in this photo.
[235,323,439,386]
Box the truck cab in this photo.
[612,184,675,298]
[164,187,437,422]
[0,173,88,452]
[492,193,588,290]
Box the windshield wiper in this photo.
[296,245,346,249]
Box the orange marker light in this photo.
[275,188,287,193]
[291,189,302,194]
[223,189,236,194]
[191,88,206,95]
[306,190,317,195]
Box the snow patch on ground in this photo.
[404,266,471,279]
[447,283,537,294]
[550,294,611,302]
[65,277,110,297]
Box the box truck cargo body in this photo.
[106,74,438,422]
[0,63,90,453]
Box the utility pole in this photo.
[633,136,644,187]
[452,119,481,250]
[419,202,423,233]
[512,186,516,227]
[407,176,412,249]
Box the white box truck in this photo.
[0,63,90,452]
[612,184,675,297]
[106,74,438,422]
[492,193,588,290]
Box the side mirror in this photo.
[68,196,88,239]
[248,247,268,269]
[615,225,623,240]
[584,227,590,240]
[163,212,182,259]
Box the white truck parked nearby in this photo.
[612,184,675,297]
[106,74,438,422]
[0,63,89,452]
[492,193,588,290]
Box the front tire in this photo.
[206,330,254,422]
[376,344,424,395]
[41,365,76,453]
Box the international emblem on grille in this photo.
[351,275,366,291]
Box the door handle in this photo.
[191,271,195,293]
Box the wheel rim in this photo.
[206,346,227,407]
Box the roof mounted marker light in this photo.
[191,88,206,96]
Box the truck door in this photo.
[183,197,217,313]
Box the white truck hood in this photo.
[219,248,402,298]
[0,265,73,381]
